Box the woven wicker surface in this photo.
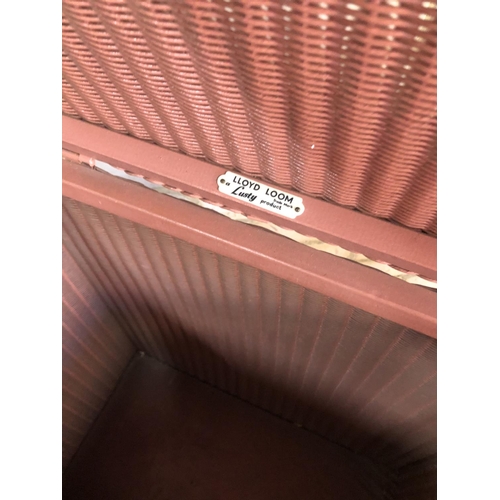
[62,0,437,235]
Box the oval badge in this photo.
[217,172,305,219]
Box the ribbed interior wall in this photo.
[62,196,436,497]
[62,0,437,235]
[62,245,135,468]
